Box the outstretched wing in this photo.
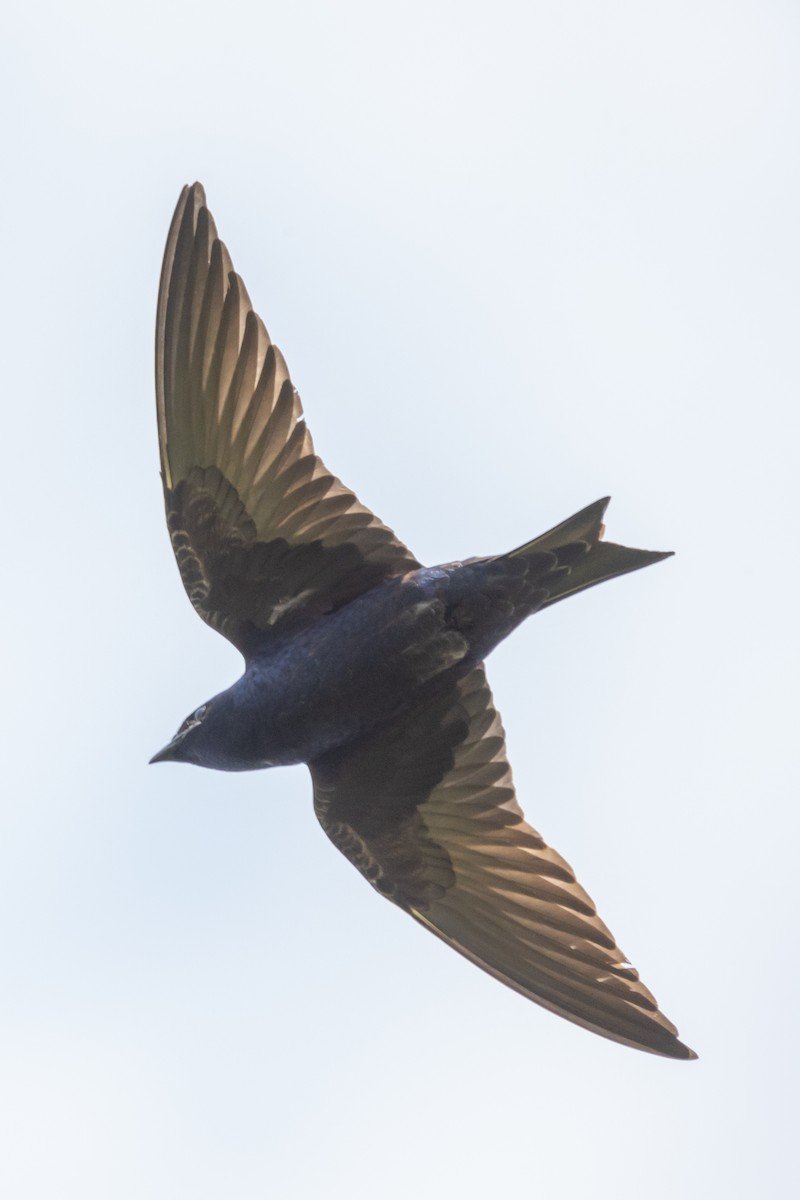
[156,183,419,656]
[311,666,695,1059]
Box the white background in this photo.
[2,3,797,1197]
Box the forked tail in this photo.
[507,497,672,609]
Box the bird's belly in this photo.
[242,571,470,766]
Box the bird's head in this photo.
[150,700,217,768]
[149,685,268,771]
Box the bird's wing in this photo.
[311,665,695,1059]
[156,183,420,656]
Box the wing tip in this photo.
[667,1038,699,1061]
[186,180,207,206]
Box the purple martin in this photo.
[151,183,695,1060]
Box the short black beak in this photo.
[149,744,175,765]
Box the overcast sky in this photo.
[2,3,798,1197]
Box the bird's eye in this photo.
[175,705,209,739]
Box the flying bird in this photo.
[151,182,695,1060]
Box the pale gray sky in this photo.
[2,3,798,1197]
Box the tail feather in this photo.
[507,497,672,610]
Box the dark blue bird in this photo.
[151,183,695,1060]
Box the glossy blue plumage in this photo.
[150,183,695,1059]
